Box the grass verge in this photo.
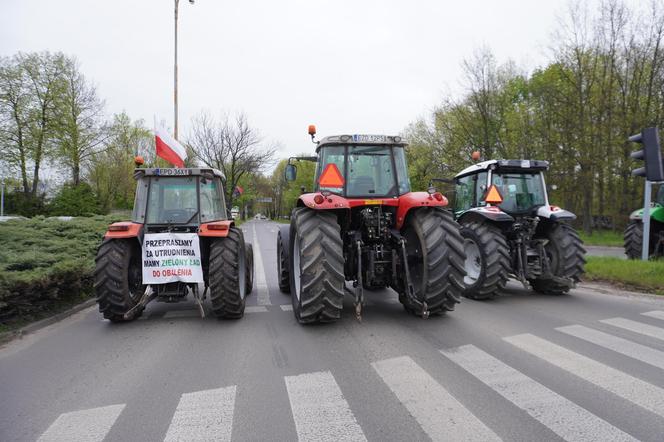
[578,230,624,247]
[583,256,664,296]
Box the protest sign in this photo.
[142,233,204,284]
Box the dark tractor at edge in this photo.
[451,159,585,299]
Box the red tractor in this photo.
[276,126,465,324]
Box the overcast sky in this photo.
[3,0,578,164]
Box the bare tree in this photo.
[187,111,276,209]
[55,57,107,185]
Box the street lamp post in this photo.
[174,0,194,140]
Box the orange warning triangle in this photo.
[484,185,503,204]
[319,163,344,187]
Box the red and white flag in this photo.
[154,124,187,168]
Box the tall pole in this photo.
[642,180,652,261]
[174,0,179,140]
[1,179,4,217]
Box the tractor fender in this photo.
[536,205,576,221]
[630,205,664,222]
[198,220,234,237]
[297,193,351,210]
[457,207,514,225]
[395,192,449,229]
[104,222,143,239]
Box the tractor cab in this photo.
[454,160,552,217]
[312,135,411,198]
[132,168,227,232]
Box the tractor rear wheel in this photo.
[209,227,246,318]
[245,243,254,295]
[277,228,290,293]
[531,223,585,295]
[399,208,465,316]
[624,220,647,259]
[459,220,510,300]
[94,239,145,322]
[289,208,344,324]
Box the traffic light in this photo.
[629,127,664,181]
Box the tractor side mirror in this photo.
[285,164,297,181]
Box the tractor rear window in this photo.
[146,177,199,224]
[491,172,546,213]
[346,146,397,197]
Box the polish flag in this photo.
[154,125,187,168]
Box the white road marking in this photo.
[163,310,199,319]
[642,310,664,321]
[284,371,367,442]
[504,333,664,418]
[252,223,271,306]
[163,386,236,442]
[245,306,268,313]
[558,324,664,370]
[441,345,636,442]
[280,304,293,311]
[600,317,664,341]
[372,356,501,442]
[38,404,125,442]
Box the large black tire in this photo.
[531,223,586,295]
[459,220,510,300]
[277,228,290,293]
[289,208,344,324]
[399,208,465,316]
[624,220,649,259]
[94,239,145,322]
[209,227,246,318]
[245,243,254,295]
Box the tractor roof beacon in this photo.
[624,183,664,259]
[276,126,466,324]
[95,166,254,322]
[452,158,586,299]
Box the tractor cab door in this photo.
[454,171,488,216]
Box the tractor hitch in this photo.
[123,286,155,320]
[395,234,429,319]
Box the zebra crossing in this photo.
[36,311,664,441]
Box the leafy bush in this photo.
[0,215,126,325]
[48,183,104,216]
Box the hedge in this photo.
[0,215,125,326]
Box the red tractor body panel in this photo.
[298,191,448,229]
[198,220,235,237]
[104,222,143,239]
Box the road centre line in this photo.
[441,344,636,442]
[284,371,367,442]
[600,318,664,341]
[504,333,664,418]
[372,355,501,442]
[280,304,293,311]
[252,223,271,306]
[163,386,236,442]
[557,324,664,370]
[37,404,125,442]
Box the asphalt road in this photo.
[2,219,664,442]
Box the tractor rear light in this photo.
[108,224,130,232]
[207,223,229,231]
[550,205,560,211]
[313,194,325,204]
[433,192,443,201]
